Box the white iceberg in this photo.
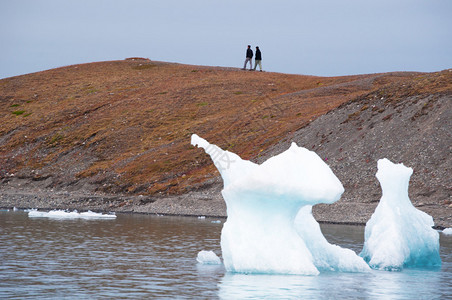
[360,158,441,270]
[28,209,117,219]
[197,250,222,265]
[442,228,452,235]
[191,134,369,275]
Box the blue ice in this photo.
[360,158,441,270]
[191,135,441,274]
[192,134,369,275]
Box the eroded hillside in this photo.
[0,59,400,195]
[0,60,450,226]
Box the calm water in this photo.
[0,210,451,299]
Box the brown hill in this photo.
[0,59,450,226]
[264,71,451,227]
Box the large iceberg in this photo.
[191,134,369,275]
[360,158,441,270]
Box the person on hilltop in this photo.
[242,45,253,70]
[254,46,262,72]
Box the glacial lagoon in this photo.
[0,210,451,299]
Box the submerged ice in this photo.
[360,159,441,270]
[191,134,369,275]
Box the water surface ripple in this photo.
[0,211,450,299]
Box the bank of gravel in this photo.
[1,182,449,229]
[258,93,452,229]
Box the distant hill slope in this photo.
[0,60,450,225]
[262,70,451,226]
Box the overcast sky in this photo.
[1,0,451,79]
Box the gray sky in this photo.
[1,0,451,79]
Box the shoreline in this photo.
[2,207,370,228]
[1,187,449,229]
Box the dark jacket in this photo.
[255,49,262,60]
[246,48,253,58]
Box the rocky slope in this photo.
[264,72,451,227]
[0,60,450,227]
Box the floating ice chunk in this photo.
[79,211,116,219]
[28,209,117,219]
[192,134,368,275]
[442,228,452,235]
[360,159,441,270]
[197,250,222,265]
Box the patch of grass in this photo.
[226,143,236,150]
[48,133,64,145]
[81,84,99,94]
[86,88,98,94]
[10,104,20,107]
[24,113,32,117]
[233,91,243,95]
[197,102,208,106]
[12,110,25,115]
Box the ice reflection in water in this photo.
[219,267,447,299]
[219,224,450,299]
[0,211,451,299]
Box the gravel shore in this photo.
[1,181,449,229]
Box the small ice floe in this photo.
[442,228,452,235]
[13,207,19,211]
[28,209,117,219]
[211,220,222,224]
[198,216,206,219]
[196,250,222,265]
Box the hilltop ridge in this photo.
[0,59,450,227]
